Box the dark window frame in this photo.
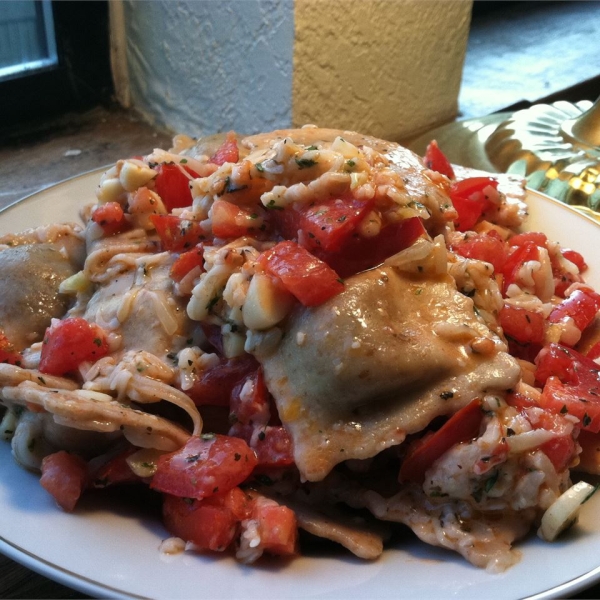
[0,0,113,135]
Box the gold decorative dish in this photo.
[409,97,600,221]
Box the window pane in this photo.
[0,0,57,82]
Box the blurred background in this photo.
[1,0,599,207]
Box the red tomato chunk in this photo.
[450,177,498,232]
[211,199,265,239]
[151,434,258,500]
[92,446,143,488]
[258,241,344,307]
[423,140,455,179]
[186,355,260,407]
[162,488,250,552]
[150,214,207,252]
[39,317,109,376]
[399,399,484,484]
[450,230,507,273]
[562,248,586,272]
[91,202,128,236]
[294,194,374,253]
[209,132,240,166]
[153,163,199,211]
[169,244,205,283]
[40,451,88,512]
[548,289,600,334]
[318,217,426,279]
[250,496,298,557]
[500,241,539,295]
[499,304,545,346]
[535,343,600,432]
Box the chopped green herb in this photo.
[295,157,318,169]
[265,199,284,211]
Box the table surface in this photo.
[2,107,600,600]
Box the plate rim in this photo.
[1,175,600,600]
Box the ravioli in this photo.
[0,244,79,349]
[260,265,521,481]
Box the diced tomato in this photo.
[150,214,207,252]
[150,434,258,500]
[230,423,295,470]
[220,486,253,521]
[40,451,88,512]
[252,426,295,470]
[0,330,22,366]
[211,199,265,239]
[186,355,260,407]
[92,446,142,488]
[399,399,484,483]
[562,248,586,272]
[535,343,600,432]
[587,342,600,361]
[506,394,577,471]
[541,376,600,432]
[450,177,498,232]
[551,248,585,298]
[508,231,547,248]
[39,317,109,376]
[257,241,344,307]
[209,132,239,166]
[249,496,298,556]
[500,241,539,294]
[162,493,239,552]
[229,368,270,426]
[506,389,539,411]
[449,230,508,273]
[548,289,600,334]
[91,202,128,236]
[153,163,199,211]
[540,434,576,472]
[535,343,597,386]
[170,244,205,283]
[423,140,455,179]
[291,194,374,253]
[318,217,426,278]
[499,304,545,345]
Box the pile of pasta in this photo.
[0,127,599,571]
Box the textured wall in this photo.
[292,0,472,141]
[122,0,471,140]
[124,0,295,137]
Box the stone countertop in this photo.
[0,106,173,211]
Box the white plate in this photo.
[1,174,600,600]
